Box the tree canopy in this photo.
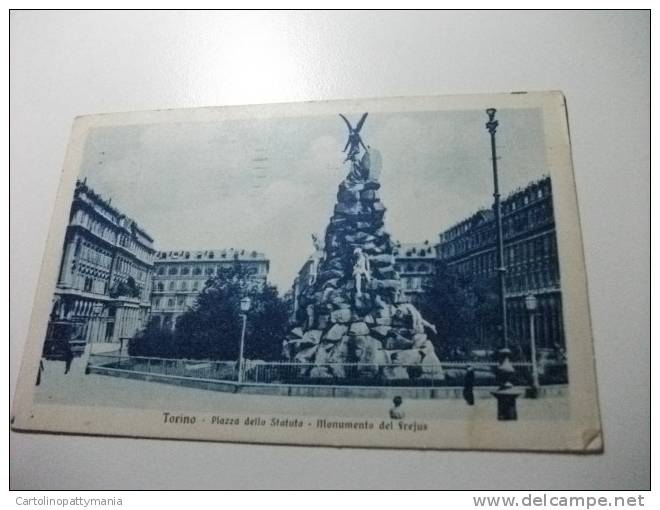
[417,262,500,359]
[130,264,289,361]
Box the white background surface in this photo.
[9,11,650,489]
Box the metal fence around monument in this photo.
[87,353,567,387]
[87,354,237,381]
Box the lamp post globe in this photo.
[237,296,252,383]
[525,293,540,398]
[525,294,538,312]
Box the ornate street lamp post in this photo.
[84,302,105,375]
[486,108,521,420]
[525,293,540,398]
[90,302,104,342]
[485,108,509,352]
[237,296,252,384]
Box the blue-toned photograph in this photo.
[14,94,599,451]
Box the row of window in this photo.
[395,263,432,274]
[453,233,557,277]
[116,232,151,262]
[506,293,563,349]
[152,295,192,310]
[120,236,153,264]
[454,259,559,293]
[503,201,553,235]
[500,183,550,215]
[401,276,430,291]
[505,267,560,294]
[155,264,263,277]
[156,250,261,260]
[507,235,556,267]
[392,245,434,257]
[73,201,154,263]
[72,260,110,280]
[73,207,153,263]
[72,209,118,246]
[154,280,204,292]
[73,238,113,269]
[76,275,108,295]
[458,251,497,277]
[440,205,554,259]
[438,179,552,244]
[115,255,148,282]
[72,234,150,285]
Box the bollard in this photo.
[491,348,522,421]
[491,382,522,421]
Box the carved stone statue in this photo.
[352,247,371,298]
[283,112,444,382]
[339,113,369,163]
[311,233,324,252]
[309,234,324,286]
[306,304,316,329]
[395,303,437,335]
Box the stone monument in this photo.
[283,113,444,382]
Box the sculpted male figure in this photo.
[308,233,324,285]
[395,303,437,335]
[352,247,371,297]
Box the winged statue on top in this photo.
[339,112,369,163]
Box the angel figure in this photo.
[339,113,369,163]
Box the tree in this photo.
[244,284,290,361]
[174,263,289,361]
[131,264,290,361]
[174,274,243,360]
[418,262,499,359]
[129,318,179,358]
[469,274,501,351]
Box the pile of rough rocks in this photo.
[283,150,444,381]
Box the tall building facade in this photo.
[47,180,155,354]
[289,243,324,324]
[392,241,437,303]
[437,176,564,351]
[150,248,269,330]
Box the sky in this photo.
[79,108,549,292]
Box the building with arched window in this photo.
[392,241,437,304]
[436,176,564,352]
[45,179,155,356]
[150,248,269,330]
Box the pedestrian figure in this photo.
[63,342,73,375]
[389,395,405,419]
[463,365,475,405]
[35,359,44,386]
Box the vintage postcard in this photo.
[12,92,602,451]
